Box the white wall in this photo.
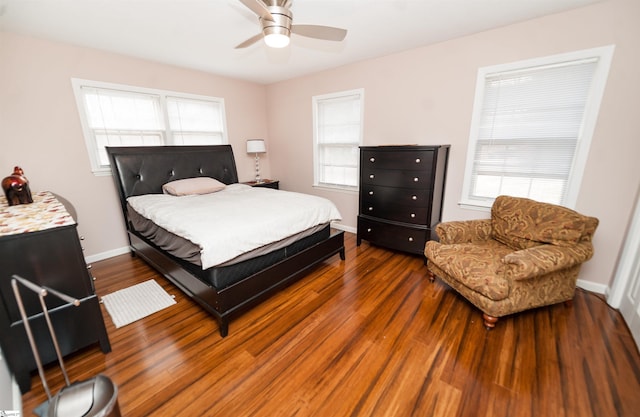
[0,348,21,412]
[0,32,270,258]
[266,0,640,290]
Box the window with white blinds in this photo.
[461,46,614,209]
[166,97,226,145]
[72,79,227,175]
[312,89,364,190]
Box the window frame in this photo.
[71,78,228,176]
[312,88,364,192]
[460,45,615,211]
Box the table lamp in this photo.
[246,139,266,183]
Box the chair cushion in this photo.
[426,240,513,301]
[491,195,587,250]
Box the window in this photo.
[461,46,614,209]
[312,89,364,190]
[72,79,228,175]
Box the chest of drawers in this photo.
[357,145,450,255]
[0,193,111,393]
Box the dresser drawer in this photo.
[361,149,434,171]
[357,216,429,255]
[360,184,431,225]
[360,168,433,189]
[360,184,430,206]
[360,201,428,225]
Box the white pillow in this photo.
[162,177,226,196]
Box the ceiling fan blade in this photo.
[235,33,264,49]
[291,25,347,42]
[238,0,274,21]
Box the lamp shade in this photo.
[246,139,266,154]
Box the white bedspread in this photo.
[127,184,342,269]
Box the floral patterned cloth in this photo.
[424,195,598,319]
[0,191,75,236]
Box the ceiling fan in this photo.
[235,0,347,49]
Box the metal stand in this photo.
[11,275,121,417]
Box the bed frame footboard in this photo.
[129,229,344,337]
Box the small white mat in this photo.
[101,280,176,328]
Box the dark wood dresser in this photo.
[0,192,110,393]
[357,145,450,255]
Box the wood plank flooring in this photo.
[20,232,640,416]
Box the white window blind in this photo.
[313,89,364,189]
[81,87,165,168]
[167,97,225,145]
[462,46,614,208]
[72,79,228,175]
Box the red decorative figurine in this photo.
[2,166,33,206]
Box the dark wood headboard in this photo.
[106,145,239,220]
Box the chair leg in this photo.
[482,313,498,329]
[426,269,435,283]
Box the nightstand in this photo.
[243,179,279,190]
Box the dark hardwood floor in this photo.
[20,232,640,416]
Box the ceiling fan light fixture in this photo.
[235,0,347,50]
[264,32,290,48]
[261,6,292,48]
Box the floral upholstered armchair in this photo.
[424,195,598,328]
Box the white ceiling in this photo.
[0,0,601,84]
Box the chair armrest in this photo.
[500,241,595,281]
[436,219,493,244]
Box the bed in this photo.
[106,145,345,337]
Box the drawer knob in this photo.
[370,157,375,162]
[369,191,374,195]
[368,207,373,211]
[415,158,421,163]
[413,177,419,182]
[367,228,372,232]
[411,213,416,218]
[370,174,375,179]
[412,195,417,200]
[408,237,414,242]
